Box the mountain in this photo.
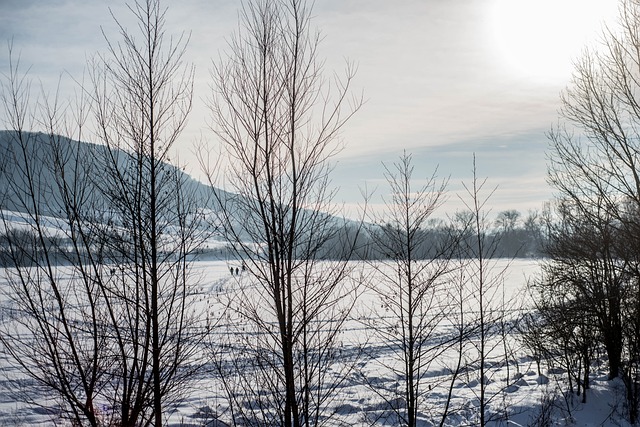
[0,130,230,217]
[0,131,360,257]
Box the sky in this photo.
[0,0,621,219]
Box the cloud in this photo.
[0,0,570,213]
[332,129,552,217]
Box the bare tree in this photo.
[0,42,110,426]
[545,0,640,421]
[492,209,526,257]
[528,258,600,404]
[494,210,520,234]
[0,1,209,425]
[454,157,514,426]
[87,2,205,424]
[359,152,457,426]
[207,0,362,426]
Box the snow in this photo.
[0,258,634,426]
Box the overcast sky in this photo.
[0,0,620,218]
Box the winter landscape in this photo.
[0,255,635,426]
[3,0,640,426]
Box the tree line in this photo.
[0,202,548,267]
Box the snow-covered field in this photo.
[0,259,633,426]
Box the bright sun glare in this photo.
[490,0,619,84]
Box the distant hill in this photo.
[0,131,361,259]
[0,130,230,218]
[0,131,543,261]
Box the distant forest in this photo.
[0,207,547,266]
[330,208,548,260]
